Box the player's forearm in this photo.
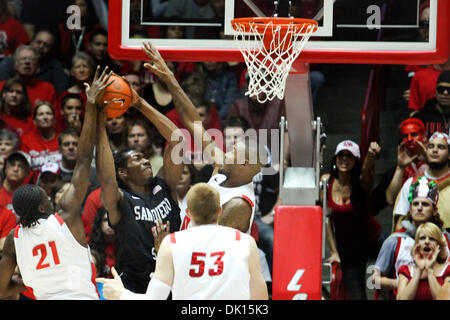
[95,113,118,188]
[136,97,182,143]
[163,73,202,126]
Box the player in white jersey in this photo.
[141,41,267,235]
[97,183,268,300]
[0,66,115,299]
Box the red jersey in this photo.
[0,16,30,57]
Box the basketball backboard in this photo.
[109,0,449,65]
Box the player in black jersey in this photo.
[95,80,184,294]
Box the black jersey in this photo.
[111,177,181,293]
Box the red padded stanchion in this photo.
[272,205,322,300]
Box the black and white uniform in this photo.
[111,177,181,294]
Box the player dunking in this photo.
[142,41,266,234]
[97,183,268,300]
[0,66,115,300]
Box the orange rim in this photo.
[231,17,318,34]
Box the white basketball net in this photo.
[233,20,316,103]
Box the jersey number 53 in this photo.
[189,251,225,277]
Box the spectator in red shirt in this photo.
[0,206,16,253]
[0,45,57,107]
[408,59,450,112]
[0,77,34,137]
[81,187,101,238]
[397,222,450,300]
[0,151,31,221]
[0,0,30,58]
[21,101,61,177]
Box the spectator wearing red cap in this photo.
[320,139,386,300]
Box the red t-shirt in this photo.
[0,206,17,238]
[398,263,450,300]
[0,79,57,108]
[0,113,35,138]
[0,16,30,57]
[82,188,102,239]
[20,129,61,173]
[0,186,18,223]
[408,66,442,111]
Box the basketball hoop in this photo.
[232,17,318,103]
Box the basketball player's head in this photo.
[220,138,268,180]
[13,184,54,228]
[114,147,154,190]
[186,183,221,226]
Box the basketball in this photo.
[101,74,132,118]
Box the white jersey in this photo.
[169,224,251,300]
[207,174,255,234]
[13,214,99,300]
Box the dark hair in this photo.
[0,77,32,120]
[437,70,450,85]
[12,184,47,228]
[61,93,84,108]
[224,115,250,132]
[58,127,80,146]
[113,147,135,189]
[89,28,108,43]
[89,207,120,277]
[329,154,366,212]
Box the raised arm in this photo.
[385,141,424,205]
[59,66,113,245]
[132,90,184,198]
[142,41,224,168]
[95,99,124,226]
[360,141,381,193]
